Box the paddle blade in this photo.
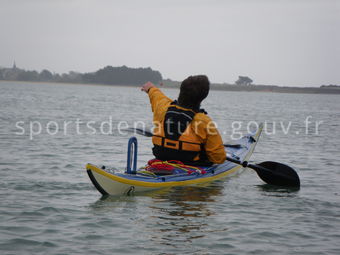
[250,161,300,188]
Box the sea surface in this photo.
[0,81,339,255]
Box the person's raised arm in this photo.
[140,82,172,113]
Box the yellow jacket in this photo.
[148,87,226,164]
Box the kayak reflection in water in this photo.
[141,75,226,166]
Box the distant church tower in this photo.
[13,61,17,69]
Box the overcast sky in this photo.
[0,0,339,86]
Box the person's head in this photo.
[178,75,210,111]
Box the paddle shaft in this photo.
[227,156,285,177]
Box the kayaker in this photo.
[141,75,226,166]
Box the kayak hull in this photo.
[86,124,263,196]
[87,163,243,196]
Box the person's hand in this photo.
[141,82,156,93]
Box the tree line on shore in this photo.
[0,63,255,87]
[1,64,338,90]
[0,65,163,85]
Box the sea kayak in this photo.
[86,123,263,196]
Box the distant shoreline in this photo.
[162,80,340,95]
[1,80,339,95]
[1,64,339,95]
[209,84,340,94]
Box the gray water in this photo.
[0,81,339,255]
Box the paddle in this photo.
[125,127,300,188]
[225,156,300,188]
[126,127,153,137]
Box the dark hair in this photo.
[178,75,210,111]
